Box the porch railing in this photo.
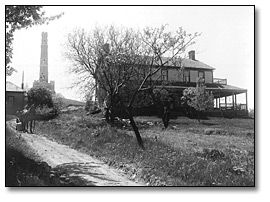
[213,78,227,85]
[216,103,247,110]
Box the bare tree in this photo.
[64,26,140,117]
[118,25,200,142]
[64,25,200,148]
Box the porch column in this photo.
[232,91,235,110]
[225,96,227,110]
[219,91,221,110]
[246,91,248,110]
[235,94,237,110]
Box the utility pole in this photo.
[21,70,24,89]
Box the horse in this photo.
[16,104,36,133]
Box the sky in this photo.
[6,6,254,108]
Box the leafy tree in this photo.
[182,77,214,122]
[6,6,64,76]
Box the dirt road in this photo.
[7,120,143,186]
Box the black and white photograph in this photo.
[5,4,256,190]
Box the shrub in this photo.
[85,100,96,112]
[27,86,54,108]
[249,108,254,118]
[26,87,64,120]
[52,94,64,115]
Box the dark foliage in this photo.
[27,86,54,108]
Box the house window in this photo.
[7,96,14,107]
[161,69,168,81]
[198,71,205,79]
[183,70,190,82]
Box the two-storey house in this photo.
[96,47,249,118]
[150,50,248,117]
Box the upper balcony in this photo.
[213,78,227,85]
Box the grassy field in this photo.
[62,98,85,107]
[32,109,254,186]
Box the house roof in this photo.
[132,54,215,70]
[160,84,246,91]
[181,58,215,70]
[6,81,25,92]
[157,83,247,98]
[146,56,215,70]
[206,84,247,92]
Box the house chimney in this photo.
[21,70,24,89]
[188,50,195,60]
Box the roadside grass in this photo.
[34,109,254,186]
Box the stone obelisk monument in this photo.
[39,32,48,83]
[33,32,55,94]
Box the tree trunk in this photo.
[127,108,144,149]
[105,108,110,123]
[109,107,115,125]
[198,111,201,123]
[162,110,168,128]
[162,105,171,128]
[109,95,115,125]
